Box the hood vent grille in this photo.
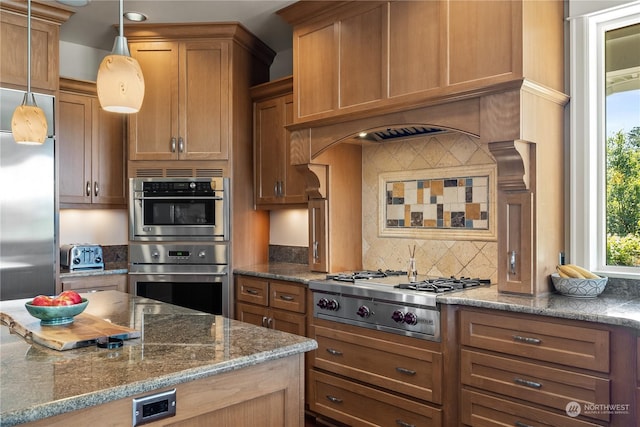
[359,126,447,142]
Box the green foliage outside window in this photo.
[606,127,640,267]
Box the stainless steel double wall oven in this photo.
[128,177,230,315]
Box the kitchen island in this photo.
[0,290,317,427]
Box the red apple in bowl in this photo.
[52,295,75,306]
[31,295,53,306]
[58,290,82,304]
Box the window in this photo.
[570,2,640,279]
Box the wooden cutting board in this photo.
[0,304,140,351]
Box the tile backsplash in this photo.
[362,131,498,282]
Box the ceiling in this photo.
[50,0,296,54]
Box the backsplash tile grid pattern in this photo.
[362,132,498,281]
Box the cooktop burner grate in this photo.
[395,277,490,292]
[328,269,407,282]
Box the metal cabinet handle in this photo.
[94,181,99,197]
[513,335,541,345]
[245,288,259,295]
[514,422,534,427]
[278,181,283,197]
[266,317,273,328]
[395,367,416,376]
[396,421,416,427]
[85,181,91,197]
[313,241,319,262]
[513,377,542,389]
[326,348,343,356]
[279,295,294,302]
[170,137,176,153]
[178,137,184,153]
[326,395,343,404]
[261,316,267,327]
[510,250,517,275]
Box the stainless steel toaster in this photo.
[60,244,104,270]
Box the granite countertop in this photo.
[235,263,640,331]
[60,262,128,278]
[0,291,317,427]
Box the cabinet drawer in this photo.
[270,281,305,313]
[460,310,610,372]
[461,349,610,422]
[461,388,605,427]
[314,324,442,404]
[311,370,442,427]
[235,276,268,306]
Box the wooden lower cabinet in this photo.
[60,274,127,294]
[309,318,444,426]
[311,370,442,427]
[460,307,637,426]
[461,389,604,427]
[23,354,304,427]
[235,275,306,337]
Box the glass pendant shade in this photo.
[96,0,145,114]
[97,52,145,113]
[11,94,47,145]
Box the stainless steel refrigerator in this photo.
[0,88,56,300]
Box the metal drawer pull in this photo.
[245,288,259,295]
[512,335,541,345]
[514,378,542,389]
[514,422,534,427]
[396,421,416,427]
[395,367,417,376]
[326,348,343,356]
[94,181,99,197]
[279,295,294,301]
[261,316,267,327]
[86,181,91,197]
[170,137,176,152]
[326,395,343,404]
[267,317,273,328]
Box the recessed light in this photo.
[56,0,90,6]
[124,11,147,22]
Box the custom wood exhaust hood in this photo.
[279,0,569,296]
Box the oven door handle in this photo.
[134,196,224,201]
[128,271,228,276]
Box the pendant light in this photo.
[96,0,145,113]
[11,0,48,145]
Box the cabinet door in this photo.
[0,12,58,92]
[309,199,328,272]
[236,302,269,328]
[282,95,307,204]
[91,99,126,206]
[128,42,180,160]
[58,92,92,204]
[179,40,229,160]
[271,309,305,337]
[255,96,284,204]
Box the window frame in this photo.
[569,1,640,279]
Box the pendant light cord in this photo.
[119,0,124,39]
[27,0,32,95]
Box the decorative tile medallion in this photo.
[379,165,496,240]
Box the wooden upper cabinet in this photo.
[128,40,230,161]
[279,0,564,124]
[58,78,126,207]
[252,77,307,208]
[0,2,73,92]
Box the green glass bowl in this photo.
[24,299,89,325]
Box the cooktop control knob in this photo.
[327,299,340,311]
[317,298,329,309]
[198,250,206,258]
[73,258,81,265]
[391,310,405,323]
[94,256,102,263]
[151,251,160,259]
[356,305,371,318]
[404,312,418,325]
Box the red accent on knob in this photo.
[356,306,371,318]
[392,310,405,323]
[404,312,418,325]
